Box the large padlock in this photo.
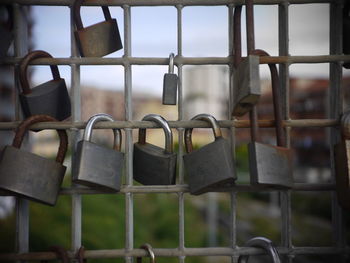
[72,113,124,192]
[248,50,293,188]
[133,114,176,185]
[231,5,261,117]
[0,115,68,206]
[343,1,350,69]
[334,111,350,210]
[162,53,178,105]
[19,50,71,121]
[0,5,13,58]
[238,237,281,263]
[183,114,236,195]
[73,0,123,57]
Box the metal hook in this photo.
[136,243,156,263]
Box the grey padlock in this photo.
[19,50,71,121]
[183,114,236,195]
[73,113,124,192]
[334,111,350,210]
[162,53,178,105]
[73,0,123,57]
[248,51,293,188]
[0,6,13,58]
[238,237,281,263]
[0,115,68,206]
[133,114,176,185]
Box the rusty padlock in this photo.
[0,115,68,206]
[183,114,236,195]
[0,5,13,58]
[238,237,281,263]
[334,111,350,210]
[343,1,350,69]
[19,50,71,121]
[133,114,176,185]
[73,0,123,57]
[72,113,124,192]
[231,4,260,117]
[248,50,293,188]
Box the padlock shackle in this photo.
[233,6,242,68]
[136,243,156,263]
[83,113,122,151]
[168,53,175,74]
[138,114,173,154]
[184,114,222,154]
[12,115,68,164]
[238,237,281,263]
[19,50,61,95]
[76,246,87,263]
[249,49,286,147]
[73,0,113,31]
[49,246,70,263]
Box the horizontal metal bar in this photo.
[0,119,339,130]
[0,246,348,261]
[0,0,333,6]
[1,55,350,66]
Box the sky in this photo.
[31,4,333,96]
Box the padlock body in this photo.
[19,78,71,121]
[248,142,293,188]
[232,55,261,117]
[0,25,13,58]
[0,146,66,206]
[133,143,177,185]
[162,73,178,105]
[72,140,124,192]
[75,19,123,57]
[183,137,236,195]
[334,140,350,210]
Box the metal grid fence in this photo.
[0,0,349,262]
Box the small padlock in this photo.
[133,114,176,185]
[334,111,350,210]
[73,0,123,57]
[231,5,261,117]
[162,53,178,105]
[0,5,13,58]
[183,114,236,195]
[19,50,71,121]
[343,2,350,69]
[0,115,68,206]
[248,51,293,188]
[72,113,124,192]
[238,237,281,263]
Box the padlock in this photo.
[343,1,350,69]
[231,5,261,117]
[0,5,13,58]
[183,114,236,195]
[19,50,71,121]
[334,111,350,210]
[238,237,281,263]
[72,113,124,192]
[162,53,178,105]
[133,114,176,185]
[248,50,293,188]
[73,0,123,57]
[0,115,68,206]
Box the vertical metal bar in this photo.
[329,1,346,262]
[176,5,185,263]
[13,5,29,261]
[278,2,293,263]
[123,5,134,263]
[70,4,82,253]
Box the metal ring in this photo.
[238,237,281,263]
[184,113,222,154]
[83,113,122,151]
[168,53,175,74]
[138,114,173,153]
[136,243,156,263]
